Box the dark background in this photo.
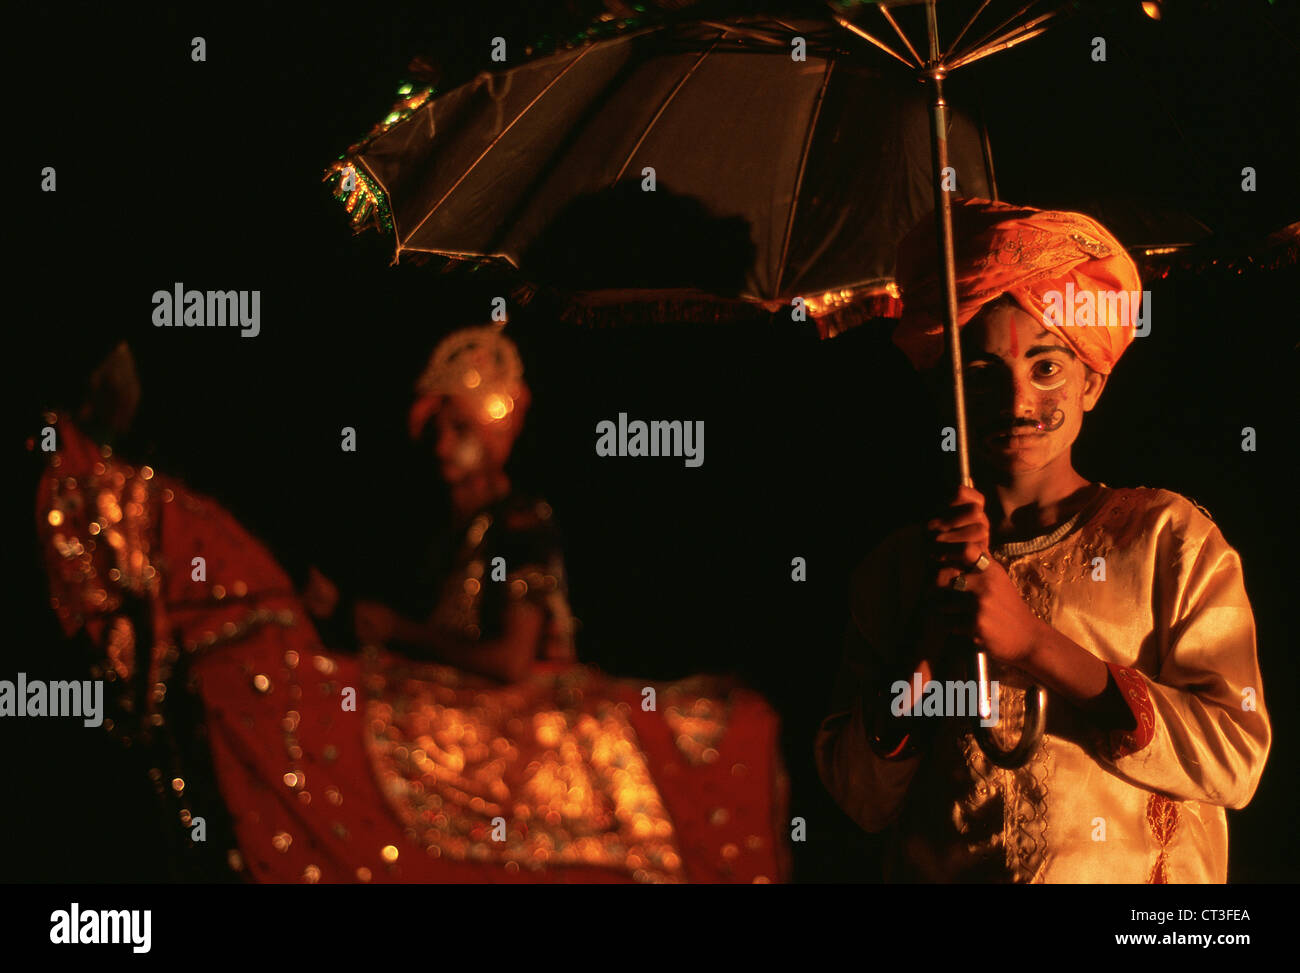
[9,0,1298,882]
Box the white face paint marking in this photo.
[1029,357,1069,392]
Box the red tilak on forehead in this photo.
[1008,313,1019,358]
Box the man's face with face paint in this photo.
[960,298,1107,476]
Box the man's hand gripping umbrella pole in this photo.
[922,1,1045,770]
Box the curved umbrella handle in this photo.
[973,650,1047,769]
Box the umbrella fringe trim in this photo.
[532,288,904,336]
[347,83,436,156]
[321,79,436,235]
[324,159,394,234]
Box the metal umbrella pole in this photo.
[845,0,1056,768]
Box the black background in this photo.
[9,0,1299,883]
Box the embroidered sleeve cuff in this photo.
[1098,663,1155,759]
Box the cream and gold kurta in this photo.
[815,486,1271,883]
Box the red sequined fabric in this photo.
[36,416,789,883]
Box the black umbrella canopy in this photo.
[347,15,991,305]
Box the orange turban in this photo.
[892,198,1143,375]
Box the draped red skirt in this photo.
[37,417,789,883]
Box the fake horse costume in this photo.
[815,200,1270,883]
[36,358,787,884]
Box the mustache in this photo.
[982,417,1052,437]
[978,409,1066,437]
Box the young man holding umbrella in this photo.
[815,199,1270,882]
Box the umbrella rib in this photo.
[943,0,995,62]
[875,4,924,67]
[956,0,1042,65]
[833,15,918,69]
[401,45,597,250]
[773,54,835,300]
[953,8,1059,62]
[949,21,1054,71]
[613,32,725,184]
[396,244,521,268]
[699,20,787,47]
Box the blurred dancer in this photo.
[349,325,574,680]
[36,326,787,883]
